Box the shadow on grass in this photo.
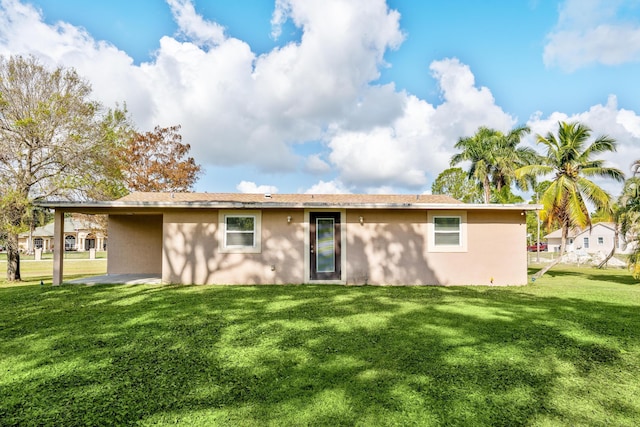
[1,282,639,425]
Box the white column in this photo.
[52,210,64,285]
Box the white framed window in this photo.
[428,211,467,252]
[218,210,262,253]
[583,237,589,249]
[598,237,604,245]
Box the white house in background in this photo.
[544,222,635,255]
[18,215,107,252]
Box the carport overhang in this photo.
[37,202,171,286]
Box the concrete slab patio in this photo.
[66,274,163,285]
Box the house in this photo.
[18,215,107,253]
[39,192,539,286]
[544,222,635,255]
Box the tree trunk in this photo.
[532,224,567,281]
[597,226,618,269]
[6,232,21,281]
[483,176,491,204]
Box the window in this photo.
[583,237,589,249]
[598,237,604,245]
[65,235,76,251]
[428,211,467,252]
[218,210,262,253]
[434,217,461,246]
[34,238,43,249]
[225,216,255,247]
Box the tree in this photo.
[118,125,201,192]
[451,125,536,203]
[431,167,483,203]
[617,174,640,277]
[516,121,625,279]
[0,55,127,280]
[490,186,524,204]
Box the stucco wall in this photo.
[162,209,305,284]
[107,215,163,275]
[345,209,527,286]
[107,208,527,286]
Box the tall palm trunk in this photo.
[483,176,491,204]
[597,225,618,269]
[533,220,569,281]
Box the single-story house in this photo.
[18,215,107,253]
[39,192,539,286]
[545,222,635,255]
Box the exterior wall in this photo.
[345,209,527,286]
[105,207,528,286]
[108,215,163,275]
[162,209,305,284]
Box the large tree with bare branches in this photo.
[0,55,129,281]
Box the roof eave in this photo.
[37,200,542,211]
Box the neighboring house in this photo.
[39,192,539,286]
[18,215,107,253]
[544,222,634,255]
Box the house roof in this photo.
[37,192,540,213]
[19,217,76,238]
[19,216,103,238]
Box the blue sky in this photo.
[2,0,640,196]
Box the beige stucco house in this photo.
[18,215,107,253]
[39,192,539,286]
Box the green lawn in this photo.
[1,268,639,426]
[0,259,107,285]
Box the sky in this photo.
[1,0,640,198]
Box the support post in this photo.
[52,210,64,286]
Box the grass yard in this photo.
[1,267,639,426]
[0,259,107,286]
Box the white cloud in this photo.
[236,181,279,194]
[166,0,226,47]
[326,58,516,189]
[304,180,351,194]
[544,0,640,71]
[304,154,331,174]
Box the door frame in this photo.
[304,209,346,283]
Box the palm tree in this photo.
[618,175,640,277]
[492,126,539,193]
[516,121,625,279]
[451,125,536,203]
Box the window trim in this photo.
[427,211,467,253]
[218,210,262,254]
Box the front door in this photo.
[310,212,341,280]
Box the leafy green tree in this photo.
[516,121,625,279]
[0,55,129,280]
[490,186,524,204]
[451,125,536,203]
[431,167,483,203]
